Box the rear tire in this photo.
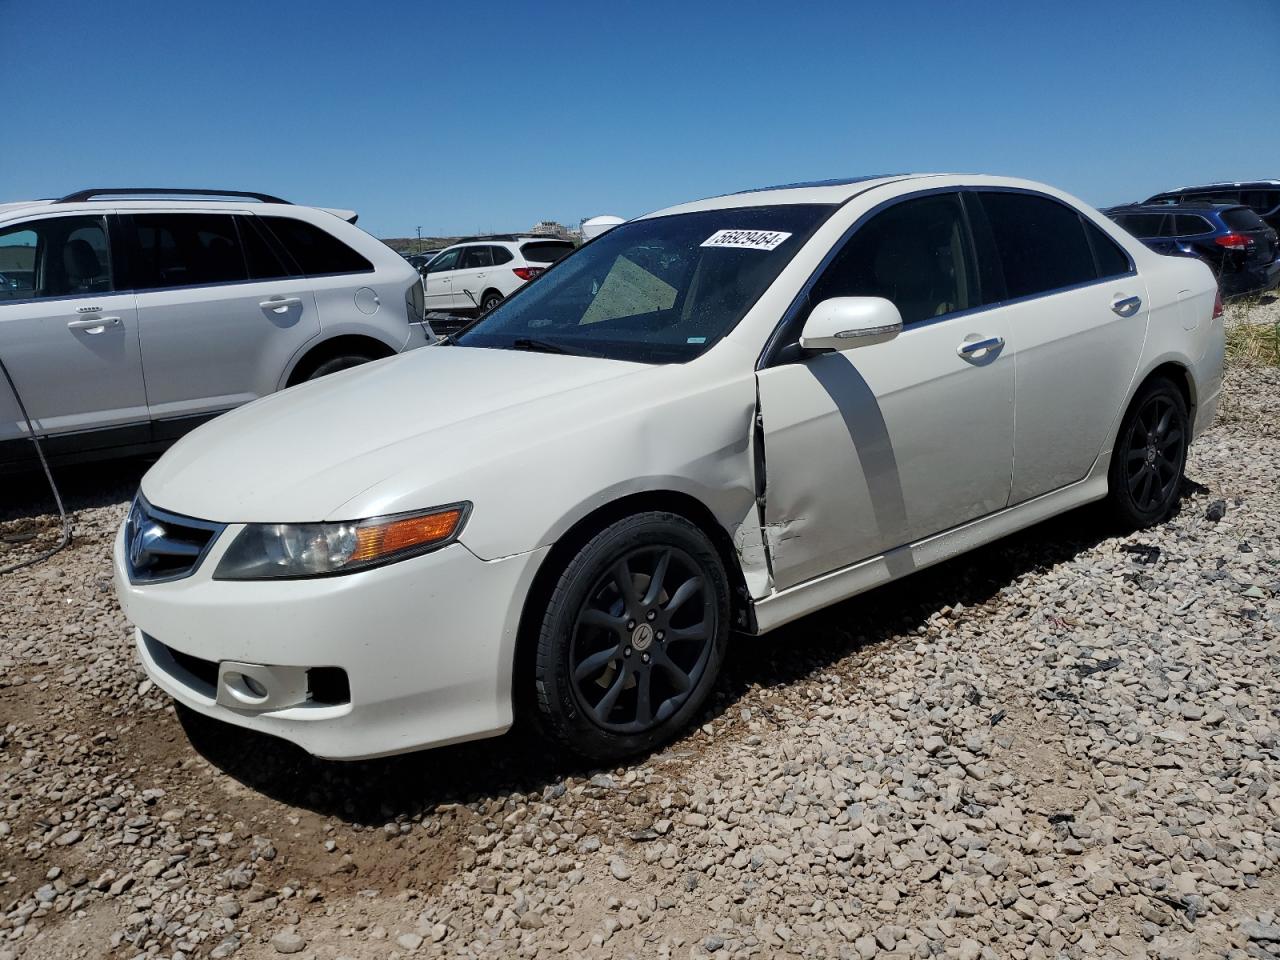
[302,353,377,382]
[480,290,503,314]
[532,512,729,762]
[1106,377,1188,528]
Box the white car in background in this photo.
[423,236,574,314]
[0,188,426,471]
[114,174,1223,763]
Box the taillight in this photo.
[1214,233,1254,250]
[1212,290,1223,320]
[513,266,545,282]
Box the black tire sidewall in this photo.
[481,293,502,313]
[1108,379,1189,528]
[533,512,729,761]
[305,354,373,381]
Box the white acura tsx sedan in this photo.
[114,174,1224,762]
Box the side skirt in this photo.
[751,471,1111,634]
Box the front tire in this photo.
[532,512,730,762]
[1107,378,1188,528]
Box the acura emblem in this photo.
[130,520,167,569]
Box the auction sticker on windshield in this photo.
[701,229,792,251]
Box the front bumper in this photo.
[114,520,548,759]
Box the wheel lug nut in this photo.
[656,631,664,641]
[646,610,656,621]
[624,647,632,657]
[642,653,650,663]
[626,620,635,630]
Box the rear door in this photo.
[451,245,493,309]
[0,213,147,464]
[422,248,460,310]
[967,190,1148,504]
[127,211,320,429]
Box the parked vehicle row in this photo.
[0,189,425,471]
[114,174,1224,762]
[1103,179,1280,298]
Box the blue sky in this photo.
[5,0,1278,238]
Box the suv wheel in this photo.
[480,291,503,314]
[303,353,377,381]
[532,512,729,761]
[1107,378,1188,527]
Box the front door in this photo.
[125,212,320,425]
[756,191,1015,591]
[0,213,147,464]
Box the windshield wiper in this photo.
[508,337,567,355]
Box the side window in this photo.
[460,247,493,269]
[1174,215,1211,236]
[258,216,373,276]
[425,249,460,273]
[489,245,514,265]
[1114,214,1164,239]
[235,216,294,280]
[1083,219,1131,278]
[0,216,112,301]
[977,192,1097,299]
[132,214,247,289]
[809,192,977,325]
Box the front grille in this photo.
[125,496,225,584]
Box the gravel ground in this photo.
[1,322,1277,960]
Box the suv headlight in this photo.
[213,504,469,580]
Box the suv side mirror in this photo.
[800,297,903,351]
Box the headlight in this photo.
[213,503,469,580]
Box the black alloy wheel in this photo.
[532,512,729,760]
[1108,378,1188,527]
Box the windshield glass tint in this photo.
[457,205,832,363]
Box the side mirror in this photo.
[799,297,903,351]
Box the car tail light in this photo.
[1212,290,1223,320]
[513,266,545,282]
[1214,233,1254,250]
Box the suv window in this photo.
[1114,213,1166,239]
[234,216,294,280]
[0,215,112,300]
[131,213,247,289]
[1173,215,1212,236]
[1222,208,1266,232]
[810,192,977,325]
[258,216,373,276]
[520,241,574,264]
[425,249,460,273]
[459,246,494,269]
[490,245,514,265]
[977,192,1097,299]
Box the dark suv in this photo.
[1104,203,1280,298]
[1144,181,1280,233]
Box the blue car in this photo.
[1103,202,1280,298]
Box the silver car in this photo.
[0,188,426,471]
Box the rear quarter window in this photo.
[1221,208,1266,232]
[1173,215,1212,236]
[259,216,374,276]
[1083,219,1131,278]
[520,241,574,264]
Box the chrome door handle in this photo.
[67,316,121,332]
[259,296,303,312]
[1112,295,1142,317]
[957,335,1004,357]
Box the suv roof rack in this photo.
[56,188,290,204]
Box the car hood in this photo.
[141,346,647,523]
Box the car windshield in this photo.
[456,205,832,363]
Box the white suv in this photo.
[0,188,427,471]
[422,236,574,314]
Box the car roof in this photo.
[0,193,356,225]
